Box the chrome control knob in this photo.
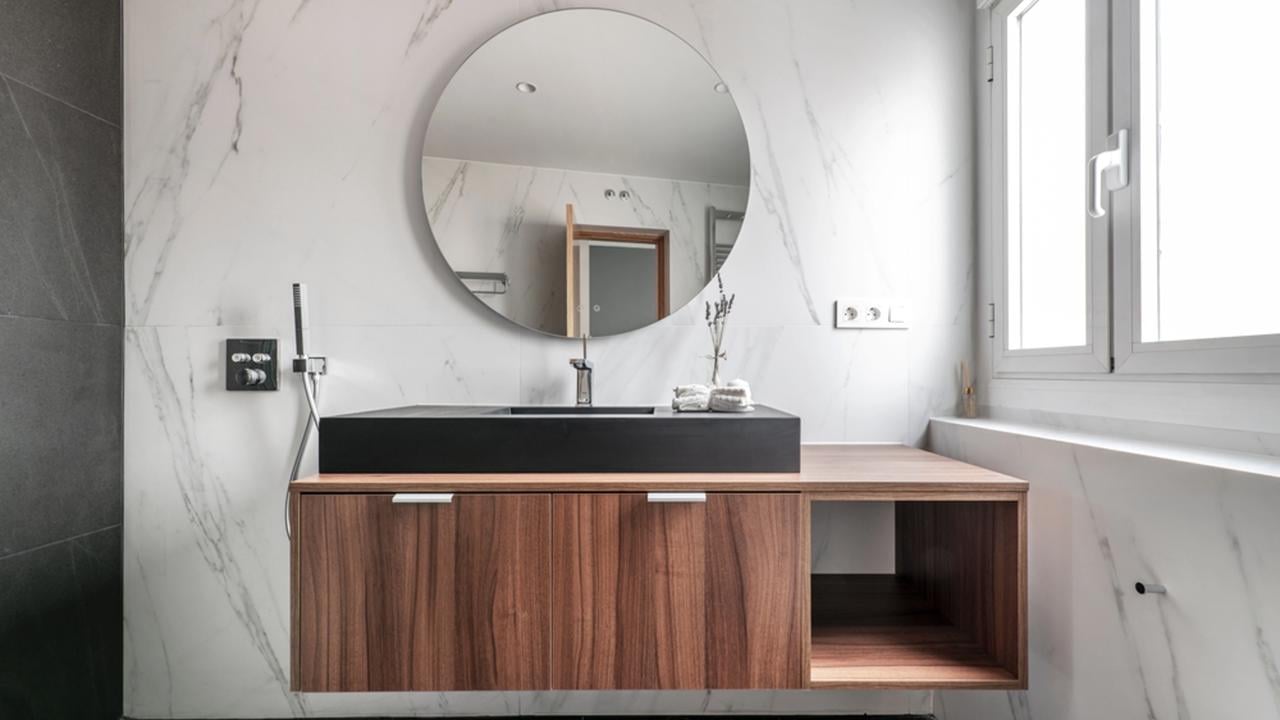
[236,367,268,387]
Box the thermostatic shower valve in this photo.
[226,338,279,391]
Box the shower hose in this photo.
[285,371,322,539]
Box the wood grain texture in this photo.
[551,494,706,689]
[799,495,812,686]
[294,493,550,691]
[809,575,1020,689]
[289,490,301,689]
[894,499,1024,684]
[292,444,1029,495]
[551,493,804,689]
[806,496,1027,690]
[565,203,576,336]
[705,494,805,688]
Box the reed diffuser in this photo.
[705,273,735,387]
[960,361,978,418]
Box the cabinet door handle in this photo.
[392,493,454,504]
[646,492,707,503]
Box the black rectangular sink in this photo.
[506,405,656,415]
[319,404,800,474]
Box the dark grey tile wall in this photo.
[0,0,122,718]
[0,78,123,324]
[0,318,122,556]
[0,0,122,122]
[0,527,122,718]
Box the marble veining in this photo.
[127,327,306,716]
[405,0,456,57]
[930,419,1280,720]
[747,96,819,325]
[123,0,975,716]
[1069,450,1160,720]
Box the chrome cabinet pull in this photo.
[391,493,454,504]
[646,491,707,503]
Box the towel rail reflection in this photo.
[457,271,509,295]
[706,207,744,277]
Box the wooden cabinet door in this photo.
[551,493,804,689]
[294,493,550,691]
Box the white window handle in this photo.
[392,493,454,504]
[1088,129,1129,219]
[646,492,707,503]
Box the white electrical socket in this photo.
[834,298,909,329]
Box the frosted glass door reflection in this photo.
[1007,0,1087,350]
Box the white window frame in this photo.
[990,0,1280,380]
[991,0,1112,376]
[1108,0,1280,377]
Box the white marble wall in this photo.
[929,419,1280,720]
[123,0,975,716]
[422,156,748,335]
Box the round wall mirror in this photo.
[422,9,750,338]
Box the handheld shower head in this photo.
[292,282,310,360]
[291,283,325,375]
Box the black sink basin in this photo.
[319,404,800,474]
[506,406,656,415]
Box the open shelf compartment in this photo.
[808,500,1025,689]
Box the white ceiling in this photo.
[423,9,750,186]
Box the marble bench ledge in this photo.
[930,416,1280,480]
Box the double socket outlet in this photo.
[834,298,909,330]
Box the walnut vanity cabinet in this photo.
[551,493,806,689]
[292,493,550,691]
[291,444,1029,693]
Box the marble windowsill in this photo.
[930,416,1280,480]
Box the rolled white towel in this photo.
[673,393,711,412]
[672,383,711,412]
[674,383,710,398]
[709,379,754,412]
[709,395,753,412]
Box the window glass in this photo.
[1008,0,1088,350]
[1140,0,1280,342]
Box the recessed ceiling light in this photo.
[515,81,538,94]
[713,82,729,94]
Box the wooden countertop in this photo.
[291,443,1026,498]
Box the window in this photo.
[991,0,1280,377]
[1007,0,1087,351]
[1134,0,1280,344]
[992,0,1111,374]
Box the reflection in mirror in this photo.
[422,9,750,337]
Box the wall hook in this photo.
[1134,581,1167,595]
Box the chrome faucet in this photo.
[569,336,594,407]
